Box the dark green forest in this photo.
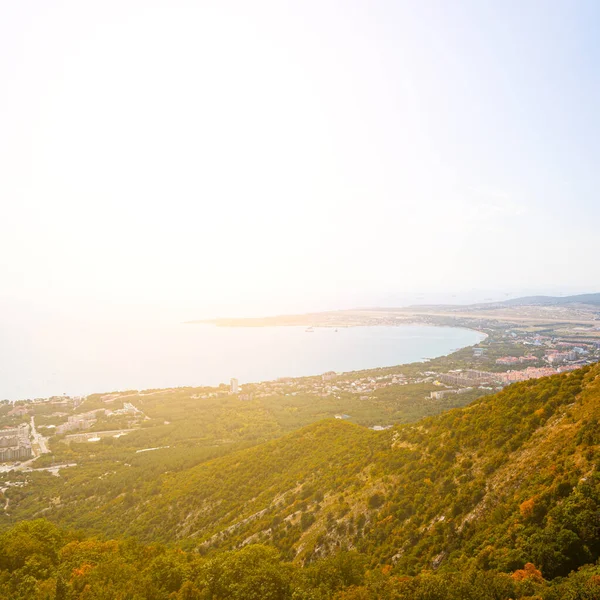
[2,518,600,599]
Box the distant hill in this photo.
[497,293,600,306]
[403,292,600,311]
[193,293,600,328]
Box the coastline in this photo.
[187,304,600,329]
[5,323,486,402]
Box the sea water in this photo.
[0,320,485,400]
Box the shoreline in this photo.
[6,323,486,403]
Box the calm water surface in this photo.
[0,321,485,400]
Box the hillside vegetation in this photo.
[1,519,600,600]
[1,364,599,599]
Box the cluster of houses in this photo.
[240,372,415,401]
[435,363,582,390]
[192,372,422,402]
[55,403,141,435]
[496,355,539,365]
[0,424,32,462]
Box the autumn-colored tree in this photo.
[519,497,536,519]
[333,586,371,600]
[512,562,543,583]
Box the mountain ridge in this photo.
[191,292,600,328]
[401,292,600,311]
[6,363,599,579]
[0,363,599,598]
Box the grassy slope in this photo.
[6,364,598,582]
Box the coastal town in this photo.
[199,326,600,404]
[1,308,599,471]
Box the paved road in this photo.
[30,416,50,454]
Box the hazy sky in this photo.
[1,1,599,320]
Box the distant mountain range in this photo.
[496,293,600,306]
[404,292,600,311]
[195,293,600,328]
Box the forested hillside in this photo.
[1,364,599,598]
[1,519,600,599]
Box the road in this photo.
[20,462,77,475]
[0,461,77,474]
[30,416,50,455]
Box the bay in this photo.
[0,321,485,401]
